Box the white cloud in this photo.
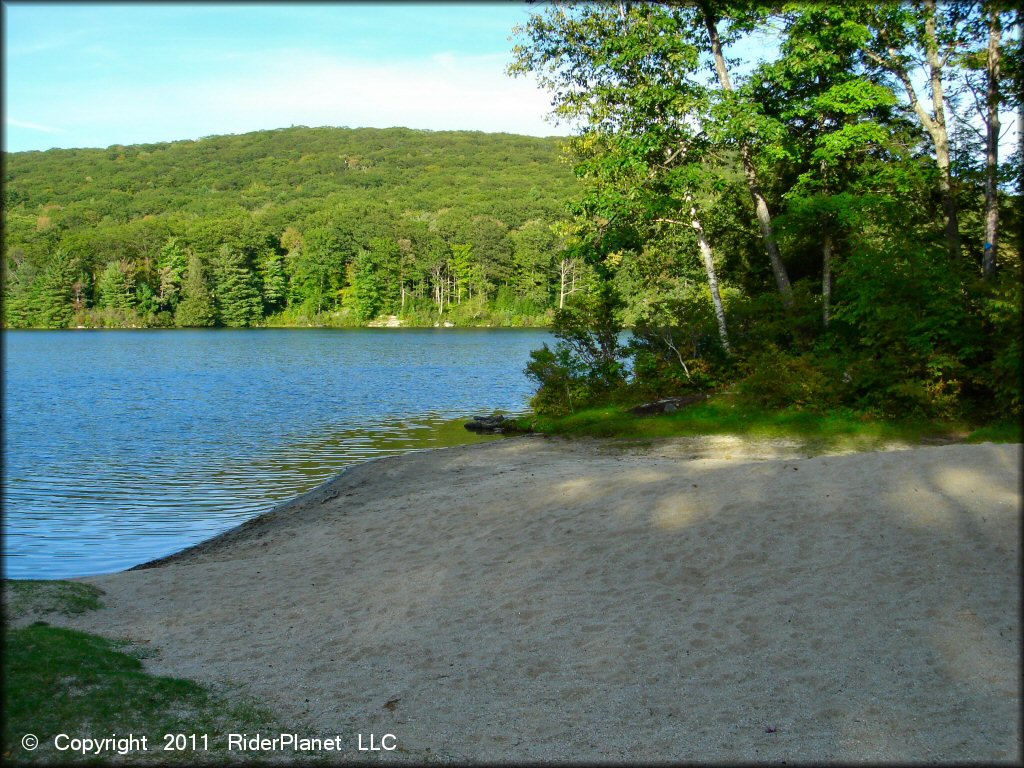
[184,50,562,137]
[11,49,565,150]
[6,117,67,134]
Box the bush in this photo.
[627,286,731,398]
[737,345,836,411]
[525,286,627,415]
[975,272,1023,418]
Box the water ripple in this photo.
[3,329,547,579]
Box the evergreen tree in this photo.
[291,226,347,314]
[212,244,262,327]
[29,250,78,328]
[174,250,216,327]
[97,260,136,310]
[157,237,188,310]
[351,245,382,321]
[257,247,287,313]
[2,253,39,328]
[510,220,558,306]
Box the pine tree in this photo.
[97,260,136,310]
[212,244,262,327]
[351,246,385,321]
[174,250,216,327]
[257,247,287,313]
[157,237,188,310]
[29,249,77,328]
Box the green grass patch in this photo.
[515,395,1003,454]
[3,580,105,622]
[3,580,283,763]
[965,420,1023,444]
[3,623,279,763]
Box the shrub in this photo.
[737,345,835,410]
[524,286,627,415]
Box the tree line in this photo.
[3,127,583,328]
[510,1,1020,420]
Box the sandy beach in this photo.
[49,436,1020,763]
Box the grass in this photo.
[964,420,1024,444]
[4,580,105,621]
[514,395,1021,453]
[3,580,281,764]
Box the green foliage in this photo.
[26,249,78,329]
[173,251,216,328]
[829,240,979,418]
[523,395,982,453]
[156,237,188,311]
[3,127,578,329]
[351,237,400,321]
[525,286,627,415]
[975,271,1024,417]
[212,244,262,327]
[510,1,1021,426]
[257,248,287,313]
[97,260,135,311]
[737,345,836,411]
[630,290,732,395]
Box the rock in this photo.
[629,394,709,416]
[464,414,507,433]
[368,315,402,328]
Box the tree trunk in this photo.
[877,1,962,262]
[983,4,1001,281]
[923,0,962,262]
[686,204,732,354]
[702,5,793,305]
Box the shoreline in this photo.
[42,437,1021,762]
[122,432,907,573]
[125,437,519,572]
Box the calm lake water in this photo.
[2,328,549,579]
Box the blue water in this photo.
[2,328,549,579]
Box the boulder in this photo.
[629,394,709,416]
[464,414,507,433]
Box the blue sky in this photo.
[5,3,1015,157]
[3,2,561,152]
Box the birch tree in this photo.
[859,1,978,262]
[695,0,793,304]
[511,2,735,352]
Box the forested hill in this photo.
[3,126,580,328]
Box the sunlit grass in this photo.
[514,395,1011,453]
[965,420,1023,444]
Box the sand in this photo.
[51,436,1020,763]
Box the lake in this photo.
[2,328,550,580]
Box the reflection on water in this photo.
[3,329,547,579]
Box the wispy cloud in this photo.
[7,117,68,135]
[4,25,103,57]
[187,50,561,136]
[35,49,564,143]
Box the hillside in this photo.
[2,126,579,328]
